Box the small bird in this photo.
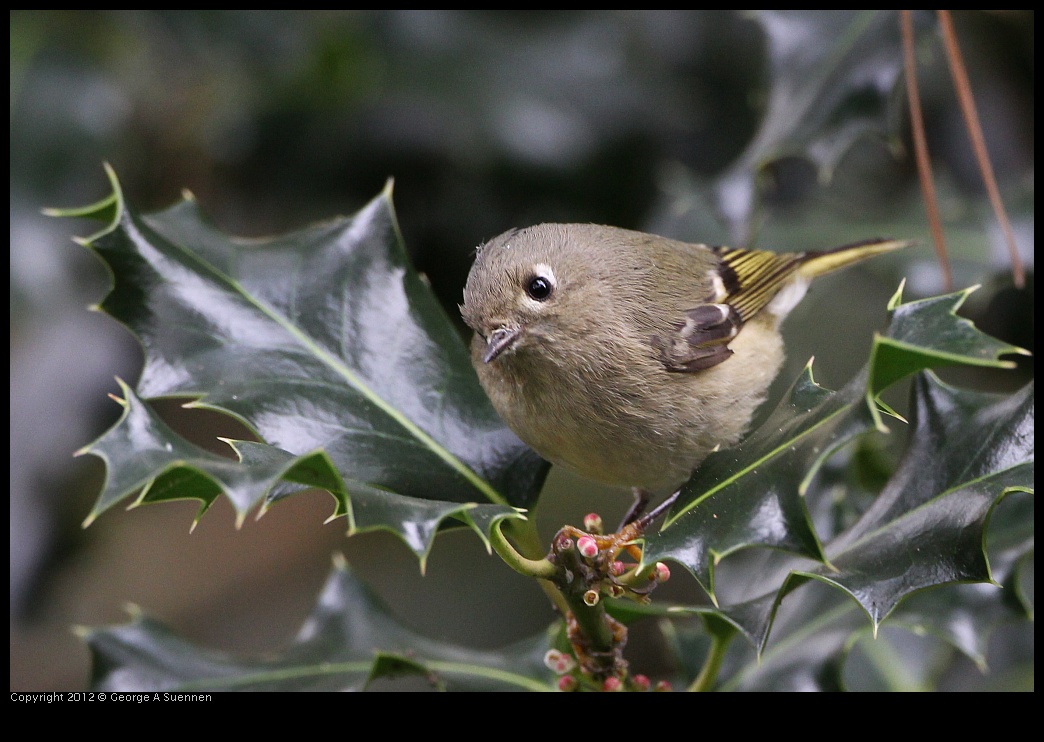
[460,224,908,525]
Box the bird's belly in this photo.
[489,370,708,494]
[476,320,784,495]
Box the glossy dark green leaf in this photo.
[70,166,549,558]
[869,285,1031,406]
[83,557,555,692]
[886,562,1032,674]
[643,287,1030,656]
[716,377,1032,659]
[719,486,1033,690]
[77,378,319,524]
[643,364,875,600]
[722,590,865,691]
[714,9,912,238]
[790,375,1033,629]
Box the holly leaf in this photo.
[868,285,1032,415]
[718,474,1032,690]
[656,374,1032,684]
[713,10,913,239]
[81,557,555,692]
[61,165,549,561]
[787,374,1033,631]
[643,286,1029,617]
[642,364,875,600]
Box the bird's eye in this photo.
[525,275,553,301]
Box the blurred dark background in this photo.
[10,10,1033,691]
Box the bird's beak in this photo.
[482,326,522,363]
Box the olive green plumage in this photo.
[461,224,908,497]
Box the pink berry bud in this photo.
[583,512,603,533]
[610,560,627,576]
[632,674,651,691]
[577,535,599,559]
[557,675,578,692]
[543,649,576,674]
[654,680,673,692]
[655,562,671,582]
[602,677,623,692]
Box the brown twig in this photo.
[937,10,1026,289]
[901,10,953,291]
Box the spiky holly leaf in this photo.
[661,483,1031,691]
[884,483,1034,669]
[60,166,549,560]
[784,375,1033,630]
[654,376,1031,688]
[642,364,874,599]
[868,285,1031,416]
[643,286,1028,610]
[718,483,1032,691]
[81,557,555,692]
[713,9,914,239]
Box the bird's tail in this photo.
[711,238,912,323]
[797,238,913,280]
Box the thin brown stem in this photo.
[937,10,1025,289]
[901,10,952,291]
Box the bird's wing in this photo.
[650,247,803,373]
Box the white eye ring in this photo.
[524,263,556,302]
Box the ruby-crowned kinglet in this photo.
[460,224,909,521]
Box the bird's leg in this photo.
[618,488,651,531]
[620,486,680,530]
[633,489,680,533]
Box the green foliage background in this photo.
[11,10,1032,691]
